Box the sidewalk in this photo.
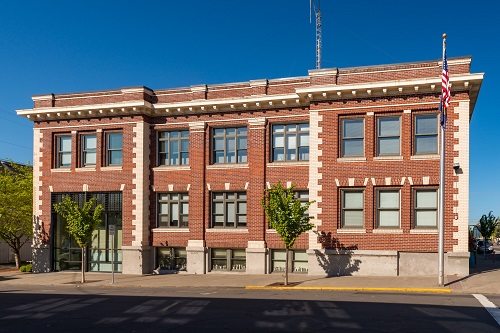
[1,253,498,294]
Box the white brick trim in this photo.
[131,121,150,246]
[453,101,470,252]
[308,110,323,249]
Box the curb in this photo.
[245,286,453,293]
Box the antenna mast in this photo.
[310,0,322,69]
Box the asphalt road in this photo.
[0,286,498,333]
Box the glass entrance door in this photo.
[89,212,122,272]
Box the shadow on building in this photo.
[314,231,360,277]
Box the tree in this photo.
[261,182,315,285]
[53,197,103,283]
[0,161,33,269]
[476,211,499,259]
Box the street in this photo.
[0,286,498,333]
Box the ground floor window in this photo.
[51,192,122,272]
[156,247,187,271]
[271,249,308,273]
[210,248,246,271]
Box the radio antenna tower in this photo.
[310,0,322,69]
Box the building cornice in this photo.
[16,69,483,122]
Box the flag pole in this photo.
[438,33,447,287]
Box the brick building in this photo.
[17,57,483,276]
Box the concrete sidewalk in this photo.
[1,253,498,294]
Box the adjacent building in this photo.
[17,57,483,276]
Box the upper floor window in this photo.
[106,132,122,166]
[414,114,438,154]
[341,189,364,228]
[158,193,189,228]
[377,117,400,156]
[212,127,247,164]
[56,135,71,168]
[272,124,309,162]
[81,134,97,167]
[212,192,247,228]
[414,189,438,228]
[376,189,400,228]
[158,130,189,166]
[341,118,364,157]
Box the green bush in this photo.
[19,264,32,273]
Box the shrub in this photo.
[19,264,32,273]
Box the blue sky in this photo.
[0,1,497,221]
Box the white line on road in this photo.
[473,294,500,326]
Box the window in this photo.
[106,132,123,166]
[272,123,309,162]
[414,189,438,227]
[158,193,189,228]
[341,190,364,228]
[212,192,247,228]
[377,117,400,156]
[377,189,400,228]
[156,247,186,271]
[341,118,364,157]
[296,191,310,217]
[271,249,308,273]
[415,114,438,154]
[81,134,97,167]
[210,248,246,271]
[56,135,72,168]
[213,127,247,164]
[158,130,189,166]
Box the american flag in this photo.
[440,46,450,128]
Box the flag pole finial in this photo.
[442,33,447,39]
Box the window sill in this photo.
[266,229,277,234]
[153,165,191,171]
[75,167,96,172]
[101,166,123,171]
[51,168,72,173]
[337,228,366,234]
[206,228,249,233]
[152,228,190,233]
[372,228,403,234]
[206,163,249,170]
[337,157,366,163]
[410,228,438,234]
[373,156,403,161]
[410,154,439,160]
[267,161,309,167]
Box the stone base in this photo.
[186,240,206,274]
[32,244,51,273]
[246,241,267,274]
[307,249,398,276]
[121,246,152,275]
[308,250,470,277]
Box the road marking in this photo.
[473,294,500,326]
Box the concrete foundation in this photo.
[186,240,206,274]
[246,241,267,274]
[32,244,51,273]
[121,246,152,275]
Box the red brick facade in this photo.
[19,57,483,276]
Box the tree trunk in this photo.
[285,248,289,286]
[484,236,487,259]
[81,247,86,283]
[13,249,21,270]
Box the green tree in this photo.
[476,211,499,259]
[261,182,315,286]
[0,162,33,269]
[53,197,103,283]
